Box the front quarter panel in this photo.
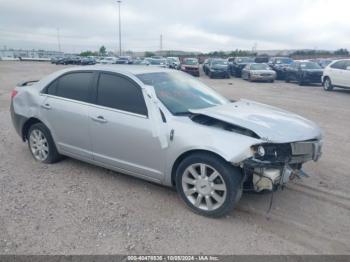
[163,117,262,186]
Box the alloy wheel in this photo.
[29,129,49,161]
[181,163,227,211]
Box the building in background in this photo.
[0,48,64,60]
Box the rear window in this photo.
[46,80,57,95]
[56,72,93,102]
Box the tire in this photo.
[298,77,304,86]
[270,79,274,83]
[248,74,252,82]
[175,152,243,218]
[27,123,61,164]
[209,72,213,79]
[285,76,290,83]
[323,77,334,91]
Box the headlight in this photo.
[251,143,292,162]
[257,145,265,156]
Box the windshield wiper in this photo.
[173,111,193,116]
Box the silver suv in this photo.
[10,65,323,217]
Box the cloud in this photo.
[0,0,349,53]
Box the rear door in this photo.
[88,72,164,181]
[40,71,94,159]
[287,62,298,81]
[329,61,345,86]
[340,60,350,87]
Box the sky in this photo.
[0,0,349,53]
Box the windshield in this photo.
[136,72,229,115]
[212,60,228,65]
[167,57,179,62]
[250,64,271,70]
[150,59,167,65]
[183,58,198,65]
[236,57,255,63]
[300,62,322,69]
[275,58,293,64]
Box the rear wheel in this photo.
[323,77,334,91]
[28,123,61,164]
[176,153,243,218]
[298,77,304,86]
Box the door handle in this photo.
[90,115,108,123]
[41,103,51,110]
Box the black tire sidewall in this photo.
[28,123,60,164]
[175,153,243,218]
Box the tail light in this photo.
[11,90,18,99]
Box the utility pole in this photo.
[117,1,122,56]
[160,33,163,52]
[57,28,61,53]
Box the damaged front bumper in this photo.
[242,139,322,192]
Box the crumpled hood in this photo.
[189,99,322,143]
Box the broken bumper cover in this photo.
[243,140,322,192]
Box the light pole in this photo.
[117,0,122,56]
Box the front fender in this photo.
[162,118,262,186]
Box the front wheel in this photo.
[28,123,61,164]
[176,153,243,218]
[323,77,334,91]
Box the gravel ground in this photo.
[0,61,349,254]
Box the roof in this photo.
[59,65,173,76]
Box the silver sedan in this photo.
[242,63,276,82]
[10,65,322,217]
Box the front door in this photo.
[89,72,164,181]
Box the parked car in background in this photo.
[310,58,334,68]
[55,57,79,65]
[140,58,153,65]
[322,59,350,91]
[268,57,293,79]
[54,57,67,65]
[167,57,181,69]
[207,59,230,78]
[149,58,168,67]
[116,56,132,64]
[151,56,164,59]
[255,56,269,63]
[51,57,62,64]
[285,61,323,85]
[180,58,200,76]
[203,58,213,75]
[10,65,322,217]
[99,57,118,64]
[241,63,276,82]
[81,56,96,65]
[230,57,255,77]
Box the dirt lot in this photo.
[0,61,349,254]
